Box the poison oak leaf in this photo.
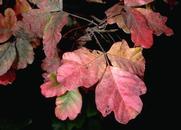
[0,69,16,85]
[14,0,32,15]
[124,0,153,6]
[55,88,82,120]
[29,0,63,12]
[56,40,146,123]
[123,7,153,48]
[105,3,130,33]
[107,40,145,77]
[95,66,146,124]
[19,9,51,38]
[57,48,106,90]
[15,38,34,69]
[0,8,17,43]
[41,73,67,97]
[0,42,16,76]
[136,8,174,36]
[42,12,67,73]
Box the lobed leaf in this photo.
[55,88,82,120]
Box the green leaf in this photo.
[55,88,82,120]
[29,0,63,12]
[0,42,16,75]
[16,38,34,69]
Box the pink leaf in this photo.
[42,12,67,73]
[41,73,66,97]
[19,9,51,38]
[96,66,146,124]
[55,88,82,120]
[124,0,153,6]
[57,48,106,90]
[136,8,174,36]
[0,69,16,85]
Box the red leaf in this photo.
[96,66,146,124]
[0,69,16,85]
[123,8,153,48]
[0,8,17,43]
[136,8,174,36]
[124,0,153,6]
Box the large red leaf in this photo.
[55,88,82,120]
[96,66,146,124]
[136,8,174,36]
[0,8,17,43]
[123,8,153,48]
[124,0,153,6]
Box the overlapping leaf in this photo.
[105,2,173,48]
[42,12,67,73]
[0,42,16,76]
[41,73,67,97]
[57,40,146,123]
[29,0,63,12]
[14,0,32,15]
[15,38,34,69]
[95,66,146,124]
[0,69,16,85]
[0,8,17,43]
[136,8,173,36]
[124,0,153,6]
[55,88,82,120]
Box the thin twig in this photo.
[67,12,98,26]
[90,31,110,66]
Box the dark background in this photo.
[0,0,180,130]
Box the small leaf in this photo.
[0,42,16,76]
[14,0,32,15]
[29,0,63,12]
[96,66,146,124]
[124,0,153,6]
[0,69,16,85]
[136,8,174,36]
[0,8,17,43]
[16,38,34,69]
[41,73,67,98]
[55,88,82,120]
